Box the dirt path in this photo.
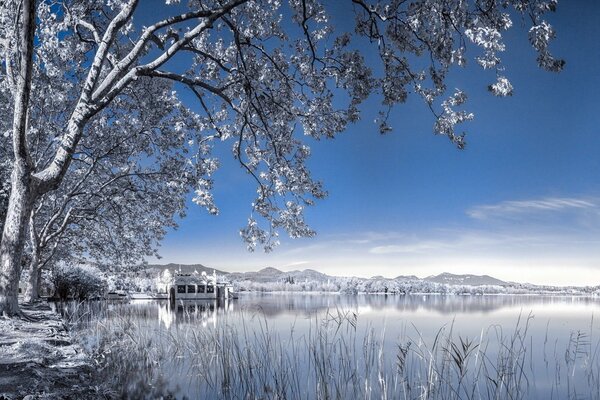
[0,303,100,399]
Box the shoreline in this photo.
[232,290,600,297]
[76,290,600,300]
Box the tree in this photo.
[23,78,196,302]
[0,0,562,316]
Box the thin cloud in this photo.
[467,197,598,220]
[282,261,310,268]
[324,231,407,244]
[367,228,600,256]
[367,232,513,255]
[370,241,451,254]
[283,232,408,256]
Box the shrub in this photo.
[51,264,107,301]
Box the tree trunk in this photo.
[0,164,35,316]
[0,0,36,316]
[24,265,41,303]
[24,247,40,304]
[24,212,41,303]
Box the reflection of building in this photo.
[158,302,175,329]
[158,297,233,329]
[167,271,233,302]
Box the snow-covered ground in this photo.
[0,303,96,399]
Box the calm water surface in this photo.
[69,294,600,399]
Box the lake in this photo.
[62,293,600,399]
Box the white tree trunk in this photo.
[0,163,35,315]
[0,0,36,316]
[24,226,40,303]
[24,263,41,303]
[24,263,42,303]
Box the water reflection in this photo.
[233,293,600,317]
[61,293,600,400]
[158,298,234,329]
[59,294,600,331]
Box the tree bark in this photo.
[0,163,35,315]
[24,217,40,303]
[0,0,37,316]
[24,262,41,303]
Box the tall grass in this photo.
[61,301,600,400]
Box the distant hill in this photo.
[133,263,598,295]
[142,264,509,287]
[227,267,330,283]
[144,263,228,276]
[424,272,508,286]
[227,267,283,282]
[394,275,420,281]
[290,269,329,281]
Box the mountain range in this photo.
[423,272,508,286]
[144,264,510,287]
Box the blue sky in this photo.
[148,1,600,286]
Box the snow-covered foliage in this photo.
[28,78,196,275]
[50,264,107,301]
[155,270,173,294]
[232,276,600,296]
[104,272,164,293]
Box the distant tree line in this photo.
[231,277,600,296]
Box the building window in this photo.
[198,285,205,293]
[187,285,196,294]
[207,285,214,293]
[177,285,186,294]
